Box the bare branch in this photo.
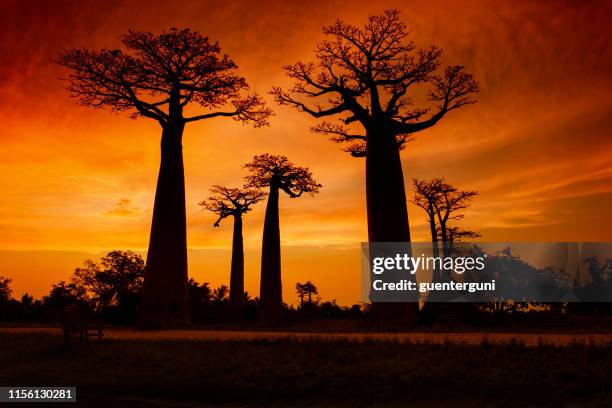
[311,121,366,142]
[271,87,350,118]
[185,94,272,126]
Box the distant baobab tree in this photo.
[199,186,264,312]
[296,281,318,306]
[412,178,479,244]
[56,28,272,325]
[272,9,478,324]
[244,154,321,324]
[413,178,480,316]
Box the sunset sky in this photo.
[1,0,611,305]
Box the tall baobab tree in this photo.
[56,28,271,325]
[272,10,478,323]
[199,185,264,312]
[244,154,321,324]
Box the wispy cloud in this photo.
[105,199,141,218]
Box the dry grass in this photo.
[0,332,610,407]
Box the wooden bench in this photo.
[61,305,104,343]
[63,323,104,343]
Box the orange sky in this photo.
[0,0,611,305]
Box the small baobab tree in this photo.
[413,178,445,243]
[244,154,321,323]
[272,10,478,324]
[199,185,264,312]
[56,28,271,325]
[296,281,319,306]
[412,178,479,244]
[412,178,480,297]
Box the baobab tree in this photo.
[56,28,271,325]
[244,154,321,323]
[412,178,479,244]
[413,178,480,296]
[296,281,319,306]
[413,178,445,243]
[199,185,264,312]
[272,10,478,323]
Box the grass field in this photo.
[0,332,610,407]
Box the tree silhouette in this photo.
[412,178,479,243]
[200,186,264,311]
[212,285,229,305]
[0,277,12,303]
[272,10,477,324]
[413,178,444,243]
[444,226,481,243]
[412,177,480,318]
[244,154,321,323]
[43,281,87,311]
[71,250,145,312]
[296,281,318,306]
[56,28,272,325]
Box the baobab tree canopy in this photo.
[244,154,322,196]
[200,186,265,227]
[56,28,271,126]
[272,9,478,156]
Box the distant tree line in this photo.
[1,246,610,325]
[0,251,366,324]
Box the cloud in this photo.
[105,199,141,218]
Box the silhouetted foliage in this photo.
[296,281,318,306]
[72,250,144,312]
[412,178,479,243]
[42,281,89,315]
[244,154,321,324]
[0,276,11,303]
[186,278,258,323]
[56,28,272,326]
[572,256,612,315]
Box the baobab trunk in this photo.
[428,203,438,244]
[366,127,419,325]
[259,180,282,324]
[229,214,245,312]
[140,121,190,327]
